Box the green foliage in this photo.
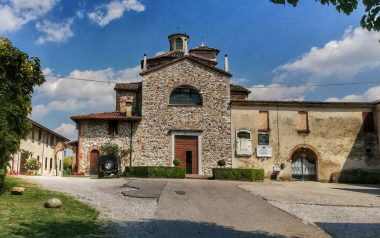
[124,166,186,179]
[0,37,45,193]
[270,0,380,32]
[213,168,265,181]
[63,156,73,170]
[217,159,226,167]
[0,177,111,237]
[173,159,180,167]
[99,141,131,157]
[24,158,41,171]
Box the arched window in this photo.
[175,38,183,50]
[169,86,202,106]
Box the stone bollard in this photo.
[44,198,62,208]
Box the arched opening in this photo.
[89,149,100,175]
[169,86,202,106]
[175,38,183,50]
[291,147,317,181]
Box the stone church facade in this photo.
[71,33,380,181]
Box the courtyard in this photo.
[23,176,380,237]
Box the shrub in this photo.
[173,159,180,167]
[25,158,41,172]
[213,168,264,181]
[124,166,185,179]
[217,159,226,167]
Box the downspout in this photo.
[129,121,133,167]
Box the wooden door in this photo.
[89,150,99,175]
[175,136,198,174]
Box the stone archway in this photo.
[289,145,319,181]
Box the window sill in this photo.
[297,129,310,134]
[168,104,203,107]
[258,129,270,133]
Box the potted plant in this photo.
[217,159,226,168]
[173,159,180,167]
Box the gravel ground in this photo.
[240,181,380,238]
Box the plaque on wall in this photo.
[256,145,272,158]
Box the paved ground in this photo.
[23,176,328,238]
[240,181,380,238]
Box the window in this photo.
[108,121,119,135]
[297,111,309,132]
[363,112,375,132]
[59,160,62,171]
[259,111,269,131]
[45,157,48,170]
[50,158,53,170]
[50,135,55,147]
[31,127,35,141]
[236,130,252,156]
[258,133,269,145]
[38,129,42,141]
[169,86,202,106]
[175,38,183,50]
[46,135,49,145]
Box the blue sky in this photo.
[1,0,380,140]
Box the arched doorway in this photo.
[89,150,100,175]
[291,147,317,181]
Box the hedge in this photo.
[123,166,185,179]
[213,168,264,181]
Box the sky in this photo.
[1,0,380,140]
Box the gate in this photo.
[291,157,316,181]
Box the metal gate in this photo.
[291,158,316,180]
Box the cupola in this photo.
[168,33,189,52]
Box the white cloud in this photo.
[0,0,56,32]
[275,27,380,81]
[88,0,145,27]
[54,123,77,140]
[248,83,310,101]
[36,18,74,44]
[33,66,141,117]
[325,85,380,102]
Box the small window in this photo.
[175,38,183,50]
[38,129,42,141]
[50,135,55,147]
[46,135,49,145]
[108,121,119,135]
[59,160,62,171]
[259,111,269,131]
[31,127,35,141]
[50,158,53,170]
[45,157,48,170]
[169,86,202,106]
[297,111,309,132]
[258,133,269,145]
[363,112,375,132]
[236,130,252,156]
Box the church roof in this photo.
[71,111,142,122]
[141,55,231,77]
[189,45,220,54]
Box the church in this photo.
[71,33,380,182]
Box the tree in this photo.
[99,141,131,175]
[0,37,45,193]
[271,0,380,32]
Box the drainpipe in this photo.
[129,122,133,167]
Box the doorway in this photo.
[175,136,198,174]
[89,149,100,175]
[291,148,317,181]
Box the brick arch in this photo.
[288,144,320,161]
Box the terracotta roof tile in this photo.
[114,82,141,91]
[230,84,251,93]
[71,111,141,122]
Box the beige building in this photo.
[231,101,380,182]
[10,119,69,176]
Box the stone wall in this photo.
[78,120,135,174]
[134,59,231,175]
[231,105,380,182]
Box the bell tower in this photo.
[168,33,189,52]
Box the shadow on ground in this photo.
[6,220,115,238]
[316,222,380,238]
[113,219,301,238]
[332,186,380,196]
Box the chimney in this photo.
[125,96,134,117]
[142,53,147,71]
[224,54,229,72]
